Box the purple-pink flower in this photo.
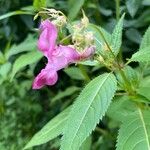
[33,20,94,89]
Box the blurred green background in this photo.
[0,0,150,149]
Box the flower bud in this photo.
[81,10,89,28]
[52,15,67,27]
[85,32,94,45]
[36,8,67,27]
[98,55,104,62]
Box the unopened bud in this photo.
[85,32,94,45]
[37,8,67,27]
[81,10,89,28]
[52,15,67,27]
[72,33,84,44]
[72,33,85,52]
[98,55,104,62]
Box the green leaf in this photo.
[125,28,141,44]
[130,47,150,62]
[138,76,150,99]
[0,62,11,78]
[142,0,150,6]
[78,60,99,66]
[0,51,5,64]
[68,0,85,20]
[80,136,92,150]
[87,24,111,55]
[137,87,150,101]
[24,107,71,149]
[111,14,125,56]
[51,86,80,103]
[11,50,42,79]
[0,10,33,21]
[126,0,141,17]
[115,66,139,90]
[139,76,150,87]
[33,0,46,10]
[107,96,137,122]
[139,26,150,50]
[5,35,37,59]
[64,67,86,80]
[116,108,150,150]
[60,73,117,150]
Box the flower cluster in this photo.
[33,12,95,89]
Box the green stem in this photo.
[95,127,108,135]
[95,127,113,139]
[59,34,72,44]
[94,26,116,59]
[94,26,135,94]
[118,69,134,94]
[115,0,120,21]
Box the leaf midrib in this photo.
[138,108,150,150]
[68,73,111,149]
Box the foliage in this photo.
[0,0,150,150]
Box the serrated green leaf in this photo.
[68,0,85,20]
[111,14,125,56]
[60,73,117,150]
[139,26,150,50]
[133,26,150,67]
[24,107,71,149]
[11,50,42,79]
[115,66,139,90]
[130,47,150,62]
[126,0,141,18]
[107,96,137,122]
[87,24,111,55]
[116,107,150,150]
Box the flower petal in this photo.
[49,45,80,70]
[56,45,80,62]
[80,46,95,58]
[32,65,58,89]
[38,20,57,57]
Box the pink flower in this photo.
[33,20,94,89]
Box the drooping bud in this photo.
[97,55,104,63]
[72,31,94,53]
[72,32,85,52]
[81,10,89,28]
[35,8,67,27]
[85,32,94,45]
[70,11,94,54]
[52,15,67,27]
